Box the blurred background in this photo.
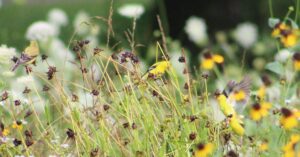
[0,0,296,72]
[0,0,297,58]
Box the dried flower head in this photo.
[41,54,48,61]
[178,56,186,63]
[1,91,8,101]
[91,89,99,96]
[66,128,75,139]
[23,87,31,94]
[93,47,103,55]
[47,66,57,80]
[189,132,196,140]
[42,85,50,92]
[71,94,79,102]
[24,110,33,118]
[14,100,21,106]
[103,104,110,111]
[13,138,22,147]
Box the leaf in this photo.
[287,18,299,29]
[44,102,52,123]
[268,18,280,28]
[265,61,284,75]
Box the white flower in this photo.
[0,44,17,65]
[118,4,145,19]
[1,137,12,143]
[2,71,15,77]
[275,49,291,63]
[49,38,74,62]
[185,16,208,45]
[16,76,34,84]
[26,21,58,42]
[73,11,90,36]
[61,143,70,148]
[47,8,68,27]
[234,22,258,48]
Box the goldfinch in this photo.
[11,40,40,71]
[229,115,245,136]
[215,92,236,117]
[142,60,170,79]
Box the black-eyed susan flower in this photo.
[272,22,289,37]
[271,22,299,47]
[250,102,271,121]
[257,75,272,100]
[194,142,214,157]
[281,31,299,47]
[293,52,300,71]
[231,90,246,102]
[201,52,224,70]
[1,126,10,136]
[257,85,266,101]
[282,134,300,157]
[12,120,23,130]
[280,108,299,130]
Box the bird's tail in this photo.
[11,60,21,71]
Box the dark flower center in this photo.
[252,103,261,110]
[281,108,292,117]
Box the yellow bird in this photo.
[11,40,40,71]
[215,93,236,117]
[215,91,244,136]
[229,116,245,136]
[142,60,170,79]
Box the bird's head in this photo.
[30,40,39,47]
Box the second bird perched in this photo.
[142,60,171,79]
[11,40,40,72]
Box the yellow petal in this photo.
[250,109,262,121]
[201,59,215,70]
[212,54,224,64]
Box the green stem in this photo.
[268,0,274,17]
[296,0,300,23]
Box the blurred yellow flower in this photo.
[232,90,246,102]
[201,58,214,70]
[283,134,300,157]
[201,52,224,70]
[195,142,214,157]
[250,102,271,121]
[281,33,298,47]
[272,23,289,37]
[293,52,300,71]
[212,54,224,64]
[2,128,10,136]
[257,85,266,101]
[280,108,299,130]
[12,121,23,130]
[259,142,268,151]
[271,22,299,48]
